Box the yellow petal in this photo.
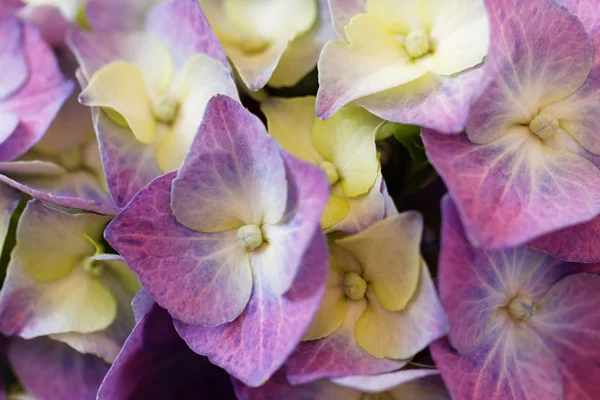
[335,212,423,311]
[155,54,239,172]
[366,0,421,33]
[418,0,489,75]
[313,105,381,197]
[79,61,156,144]
[261,96,323,164]
[223,0,317,43]
[302,258,347,340]
[320,194,350,230]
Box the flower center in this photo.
[361,393,395,400]
[529,112,558,140]
[320,161,340,185]
[507,294,535,322]
[343,272,367,300]
[405,29,430,58]
[151,96,180,124]
[237,224,264,251]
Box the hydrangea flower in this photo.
[234,368,450,400]
[68,0,239,206]
[430,196,600,400]
[262,96,391,233]
[285,212,447,383]
[200,0,335,90]
[316,0,489,132]
[106,95,330,386]
[0,12,72,164]
[423,0,600,248]
[0,200,140,363]
[98,304,237,399]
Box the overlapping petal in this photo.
[286,298,405,385]
[336,212,422,311]
[9,337,110,400]
[106,173,253,327]
[171,95,287,233]
[0,18,73,161]
[530,274,600,399]
[355,262,448,359]
[98,305,236,400]
[174,229,328,387]
[438,196,581,354]
[466,0,593,144]
[431,320,563,400]
[423,128,600,248]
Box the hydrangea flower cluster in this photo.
[0,0,598,399]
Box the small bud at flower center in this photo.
[343,272,367,300]
[237,224,263,251]
[507,294,535,322]
[529,113,558,140]
[405,30,430,58]
[152,97,180,124]
[321,161,340,185]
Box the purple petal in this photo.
[556,0,600,33]
[9,337,110,400]
[0,0,23,14]
[328,0,366,40]
[171,95,287,234]
[285,300,405,385]
[438,196,582,354]
[86,0,154,32]
[144,0,228,70]
[106,173,253,327]
[466,0,592,144]
[0,21,73,161]
[423,129,600,248]
[92,107,162,208]
[19,5,71,47]
[430,322,563,400]
[0,183,21,254]
[233,369,357,400]
[538,33,600,155]
[332,369,448,400]
[98,305,236,400]
[0,12,27,100]
[530,216,600,263]
[0,161,119,215]
[530,274,600,399]
[252,152,329,296]
[174,229,329,387]
[131,288,155,323]
[357,69,484,133]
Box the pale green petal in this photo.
[335,212,423,311]
[355,262,446,359]
[79,62,156,144]
[366,0,421,33]
[418,0,489,75]
[302,259,347,340]
[261,96,323,164]
[155,54,239,172]
[318,14,427,117]
[321,194,350,230]
[17,201,111,282]
[313,105,381,197]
